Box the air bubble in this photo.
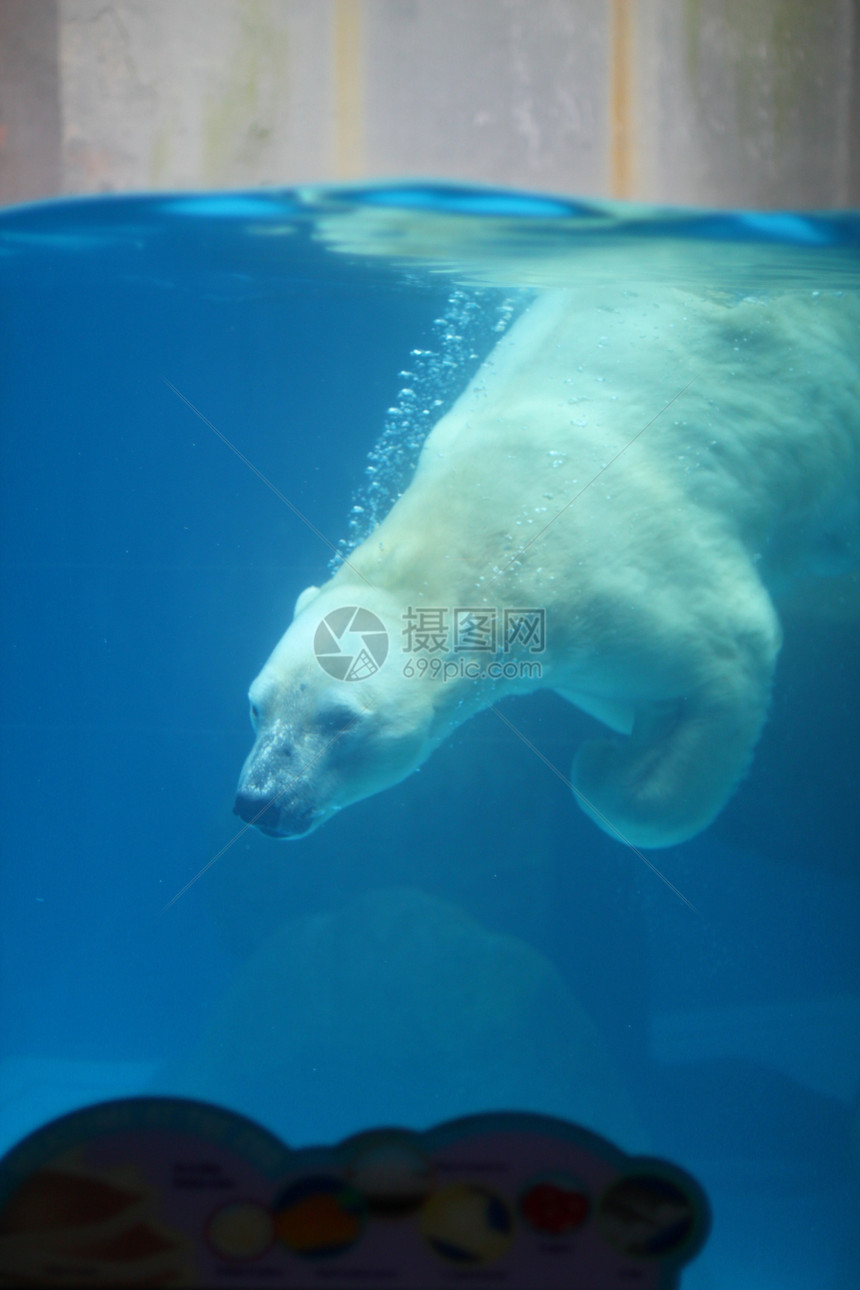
[331,288,524,570]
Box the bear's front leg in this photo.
[571,631,780,849]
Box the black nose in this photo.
[233,792,281,831]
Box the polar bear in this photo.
[235,287,859,847]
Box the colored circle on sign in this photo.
[519,1172,590,1235]
[597,1172,696,1257]
[206,1200,273,1260]
[343,1130,433,1217]
[273,1175,365,1257]
[420,1182,514,1265]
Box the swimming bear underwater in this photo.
[234,285,859,848]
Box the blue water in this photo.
[1,185,858,1287]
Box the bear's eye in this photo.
[319,703,362,734]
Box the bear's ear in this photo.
[293,585,321,620]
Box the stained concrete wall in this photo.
[0,0,62,204]
[1,0,858,209]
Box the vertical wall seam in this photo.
[610,0,636,199]
[333,0,364,179]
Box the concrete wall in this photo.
[1,0,858,209]
[0,0,62,204]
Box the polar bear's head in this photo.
[233,583,443,839]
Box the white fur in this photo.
[237,287,859,846]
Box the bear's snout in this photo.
[233,783,318,839]
[235,724,325,838]
[233,791,284,834]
